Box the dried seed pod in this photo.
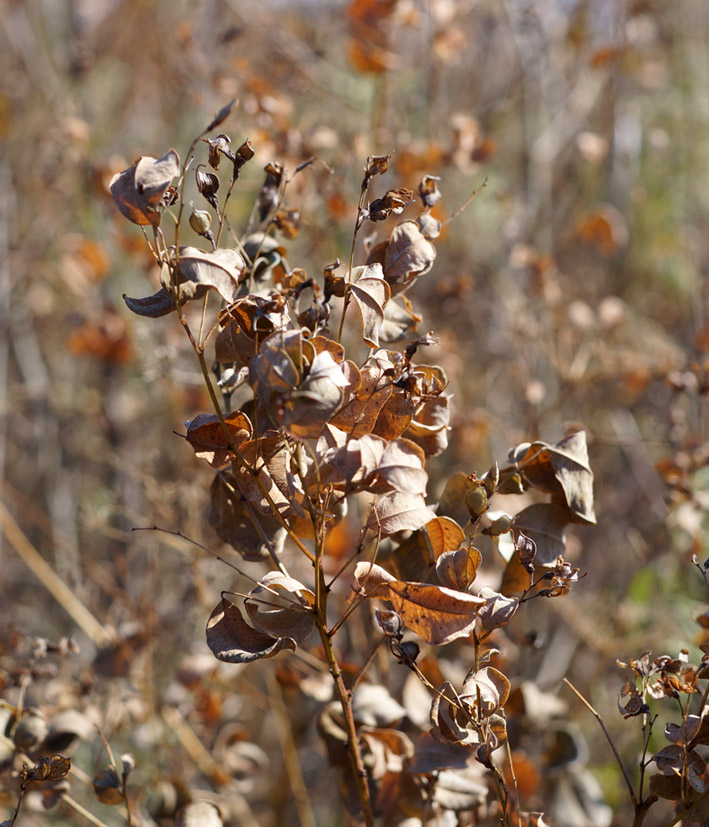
[465,484,488,519]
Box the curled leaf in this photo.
[110,149,180,227]
[352,561,396,596]
[436,546,482,592]
[123,287,178,318]
[511,431,596,524]
[477,587,519,631]
[349,263,391,348]
[460,667,511,718]
[206,596,296,663]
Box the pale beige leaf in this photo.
[352,561,395,596]
[460,667,510,717]
[368,491,433,535]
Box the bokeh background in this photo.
[1,0,707,824]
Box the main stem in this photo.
[313,524,374,826]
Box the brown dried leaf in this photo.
[244,602,314,644]
[386,581,485,645]
[431,681,479,746]
[215,294,293,366]
[92,767,123,805]
[110,149,180,227]
[206,596,296,663]
[233,435,305,518]
[367,187,414,222]
[208,472,283,561]
[253,571,314,599]
[437,472,478,525]
[284,349,349,439]
[195,164,220,210]
[477,587,519,631]
[379,220,437,296]
[405,394,450,457]
[407,732,474,774]
[374,438,428,495]
[186,411,252,468]
[171,246,245,305]
[207,98,237,132]
[331,362,392,437]
[387,527,434,582]
[513,503,568,565]
[320,433,385,489]
[373,391,421,440]
[511,432,596,524]
[380,296,422,343]
[123,287,178,318]
[350,263,391,348]
[22,755,71,788]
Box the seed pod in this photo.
[188,202,212,236]
[465,484,488,519]
[486,513,513,536]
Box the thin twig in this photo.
[563,677,638,809]
[441,178,488,227]
[60,794,110,827]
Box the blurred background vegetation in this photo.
[0,0,707,824]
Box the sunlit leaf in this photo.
[386,581,485,645]
[352,684,406,727]
[436,546,481,591]
[368,491,433,535]
[110,149,180,226]
[185,411,252,469]
[350,263,391,348]
[460,667,510,718]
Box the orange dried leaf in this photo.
[186,411,252,468]
[386,581,485,645]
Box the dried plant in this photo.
[77,100,599,826]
